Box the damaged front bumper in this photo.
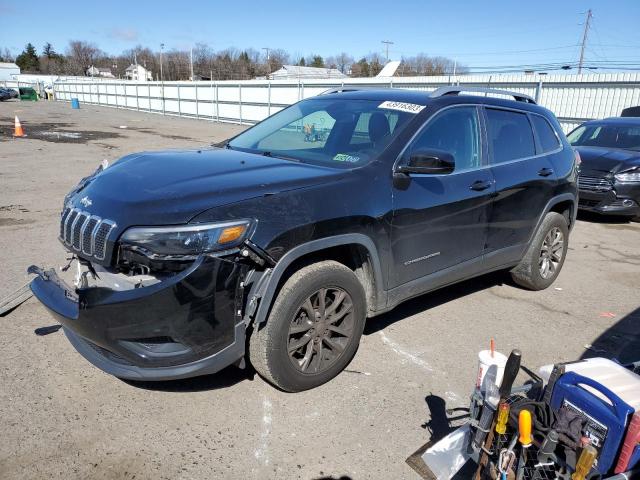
[29,255,250,381]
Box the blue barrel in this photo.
[71,98,80,109]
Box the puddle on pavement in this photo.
[0,116,122,144]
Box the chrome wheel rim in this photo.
[539,227,564,279]
[287,287,354,374]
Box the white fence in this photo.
[9,73,640,132]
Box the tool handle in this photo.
[499,349,521,398]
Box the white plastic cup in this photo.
[476,350,507,391]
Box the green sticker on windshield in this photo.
[333,153,360,163]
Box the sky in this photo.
[1,0,639,72]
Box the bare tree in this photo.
[265,48,289,74]
[398,53,466,76]
[334,52,353,74]
[120,45,158,78]
[66,40,103,75]
[0,47,14,62]
[164,49,190,80]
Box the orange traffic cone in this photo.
[14,116,25,137]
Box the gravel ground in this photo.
[1,101,638,480]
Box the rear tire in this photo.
[249,261,366,392]
[510,212,569,291]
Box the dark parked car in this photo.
[568,117,640,220]
[0,87,18,101]
[30,87,578,391]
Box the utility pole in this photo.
[578,9,593,74]
[160,43,164,82]
[381,40,394,63]
[190,47,194,81]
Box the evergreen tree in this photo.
[310,55,324,68]
[353,57,370,77]
[43,42,60,59]
[16,43,40,72]
[298,57,306,66]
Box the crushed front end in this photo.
[29,203,261,381]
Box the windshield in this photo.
[568,123,640,151]
[228,98,418,167]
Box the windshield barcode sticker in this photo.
[378,101,425,114]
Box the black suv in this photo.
[30,87,578,392]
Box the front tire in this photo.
[249,261,367,392]
[510,212,569,290]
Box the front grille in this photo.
[59,207,116,261]
[578,174,613,192]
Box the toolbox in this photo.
[417,353,640,480]
[548,358,640,474]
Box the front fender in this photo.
[245,234,386,327]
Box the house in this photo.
[86,66,115,78]
[124,64,153,81]
[0,62,20,81]
[268,65,347,80]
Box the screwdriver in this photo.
[572,445,597,480]
[516,410,532,480]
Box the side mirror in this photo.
[397,149,455,175]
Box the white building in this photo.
[86,66,115,78]
[0,62,20,81]
[269,65,347,80]
[124,64,153,81]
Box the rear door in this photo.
[484,107,557,255]
[390,105,494,288]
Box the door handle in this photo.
[538,167,554,177]
[470,180,492,191]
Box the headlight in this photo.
[615,169,640,183]
[120,220,251,257]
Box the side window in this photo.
[486,108,536,164]
[257,110,335,151]
[407,106,481,172]
[531,115,561,153]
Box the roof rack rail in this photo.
[320,86,373,95]
[430,86,537,104]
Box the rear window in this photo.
[531,115,561,153]
[486,108,536,164]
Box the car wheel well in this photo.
[549,200,574,228]
[273,244,377,315]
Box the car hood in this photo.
[68,148,345,225]
[576,146,640,175]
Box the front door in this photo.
[390,105,494,288]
